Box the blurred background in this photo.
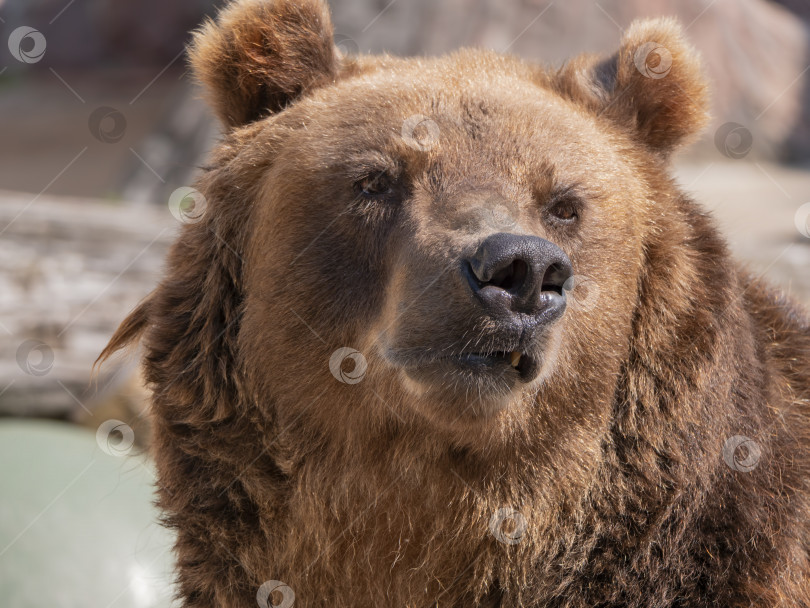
[0,0,809,606]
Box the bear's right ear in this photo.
[189,0,338,129]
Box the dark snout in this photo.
[389,232,574,397]
[464,232,573,324]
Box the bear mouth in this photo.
[441,350,539,383]
[394,346,541,394]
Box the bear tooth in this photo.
[510,351,521,368]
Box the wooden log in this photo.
[0,191,176,419]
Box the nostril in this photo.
[540,263,571,296]
[489,259,528,292]
[465,233,573,317]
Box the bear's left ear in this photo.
[189,0,338,129]
[555,18,710,154]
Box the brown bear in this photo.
[99,0,810,606]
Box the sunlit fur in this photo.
[99,1,810,606]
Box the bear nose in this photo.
[464,232,573,320]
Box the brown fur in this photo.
[99,1,810,606]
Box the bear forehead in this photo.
[295,49,598,131]
[260,50,627,179]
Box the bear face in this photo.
[184,1,707,444]
[238,52,636,425]
[241,54,646,431]
[100,1,810,606]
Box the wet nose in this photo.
[464,232,573,321]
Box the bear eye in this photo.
[356,172,393,197]
[546,186,582,225]
[550,204,578,222]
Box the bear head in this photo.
[104,0,711,456]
